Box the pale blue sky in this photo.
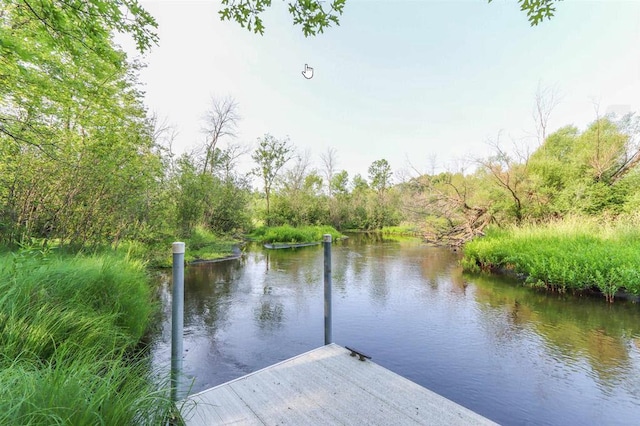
[131,0,640,180]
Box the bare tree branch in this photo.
[201,96,240,174]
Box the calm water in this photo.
[150,234,640,425]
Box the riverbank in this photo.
[0,251,173,424]
[249,225,342,245]
[122,226,240,268]
[462,218,640,302]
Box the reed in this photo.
[462,217,640,302]
[250,225,342,244]
[0,252,173,424]
[380,225,421,236]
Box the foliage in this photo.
[368,159,392,195]
[526,117,639,217]
[462,217,640,302]
[381,225,421,236]
[399,114,640,245]
[0,0,169,249]
[120,226,240,268]
[269,157,330,227]
[0,251,173,424]
[250,225,341,244]
[183,226,239,264]
[173,152,251,237]
[1,0,156,149]
[218,0,559,37]
[219,0,346,36]
[252,134,295,225]
[488,0,562,26]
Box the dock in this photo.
[179,344,497,425]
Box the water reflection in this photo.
[471,273,640,388]
[253,300,285,331]
[150,234,640,425]
[183,259,245,334]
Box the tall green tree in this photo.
[251,134,294,225]
[0,0,157,149]
[368,159,398,229]
[0,0,168,247]
[271,153,328,226]
[368,159,392,197]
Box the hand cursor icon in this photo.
[302,64,314,79]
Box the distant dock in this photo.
[179,344,497,425]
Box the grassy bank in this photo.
[462,218,640,302]
[381,225,421,236]
[249,225,342,244]
[0,251,173,424]
[120,226,239,267]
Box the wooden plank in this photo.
[181,344,497,425]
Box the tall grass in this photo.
[380,225,421,236]
[462,216,640,302]
[0,251,173,424]
[250,225,342,244]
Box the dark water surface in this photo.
[150,234,640,425]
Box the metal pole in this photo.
[171,242,185,402]
[323,234,332,345]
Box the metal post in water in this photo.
[171,242,185,402]
[323,234,333,345]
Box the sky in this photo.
[125,0,640,180]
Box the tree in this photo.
[251,134,295,225]
[200,97,241,175]
[532,83,561,145]
[320,147,338,196]
[0,1,157,149]
[399,171,491,246]
[272,154,328,226]
[610,113,640,183]
[328,170,350,228]
[330,170,350,196]
[0,2,171,247]
[368,159,393,196]
[523,116,640,217]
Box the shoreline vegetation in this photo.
[461,217,640,303]
[249,225,342,245]
[0,250,174,424]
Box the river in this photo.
[149,234,640,425]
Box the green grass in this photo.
[0,251,173,424]
[462,216,640,302]
[118,226,239,268]
[183,226,238,263]
[381,225,421,236]
[249,225,342,244]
